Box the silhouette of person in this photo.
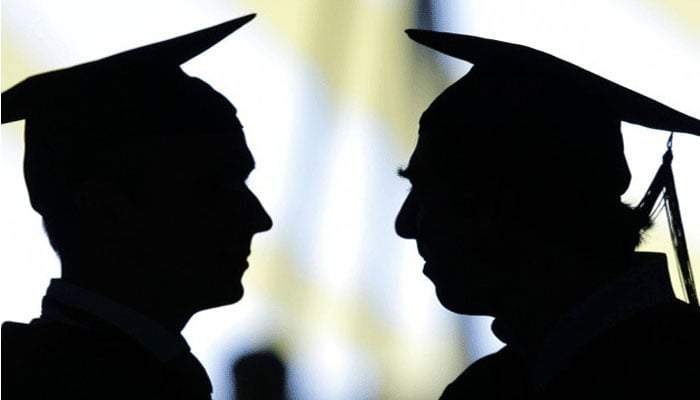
[1,14,272,400]
[232,349,288,400]
[395,30,700,398]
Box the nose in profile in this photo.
[395,192,419,239]
[248,189,273,233]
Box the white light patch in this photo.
[2,0,252,74]
[0,122,60,323]
[184,291,288,400]
[311,103,373,296]
[393,240,451,338]
[289,331,380,400]
[462,315,505,359]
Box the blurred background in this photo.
[2,1,699,399]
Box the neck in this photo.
[491,251,631,356]
[61,265,195,334]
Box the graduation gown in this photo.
[2,280,212,400]
[440,253,700,399]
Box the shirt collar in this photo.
[527,252,677,389]
[40,278,190,362]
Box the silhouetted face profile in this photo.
[396,66,626,315]
[394,96,536,315]
[131,116,272,309]
[395,134,500,314]
[395,30,700,316]
[2,15,271,315]
[20,76,273,313]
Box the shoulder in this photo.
[2,321,75,399]
[546,300,700,397]
[2,320,164,400]
[439,347,527,399]
[3,319,110,364]
[2,320,74,366]
[606,299,700,356]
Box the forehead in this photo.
[402,133,457,185]
[144,129,254,175]
[404,95,546,187]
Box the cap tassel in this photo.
[635,134,698,305]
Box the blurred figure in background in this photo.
[233,348,288,400]
[1,15,272,400]
[395,29,700,398]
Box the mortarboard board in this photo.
[0,14,256,214]
[1,13,256,123]
[405,29,700,304]
[406,30,700,136]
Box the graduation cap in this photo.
[1,13,256,123]
[406,29,700,304]
[406,30,700,135]
[1,14,256,215]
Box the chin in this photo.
[426,257,499,315]
[435,287,468,314]
[220,283,245,305]
[196,283,245,311]
[434,283,494,316]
